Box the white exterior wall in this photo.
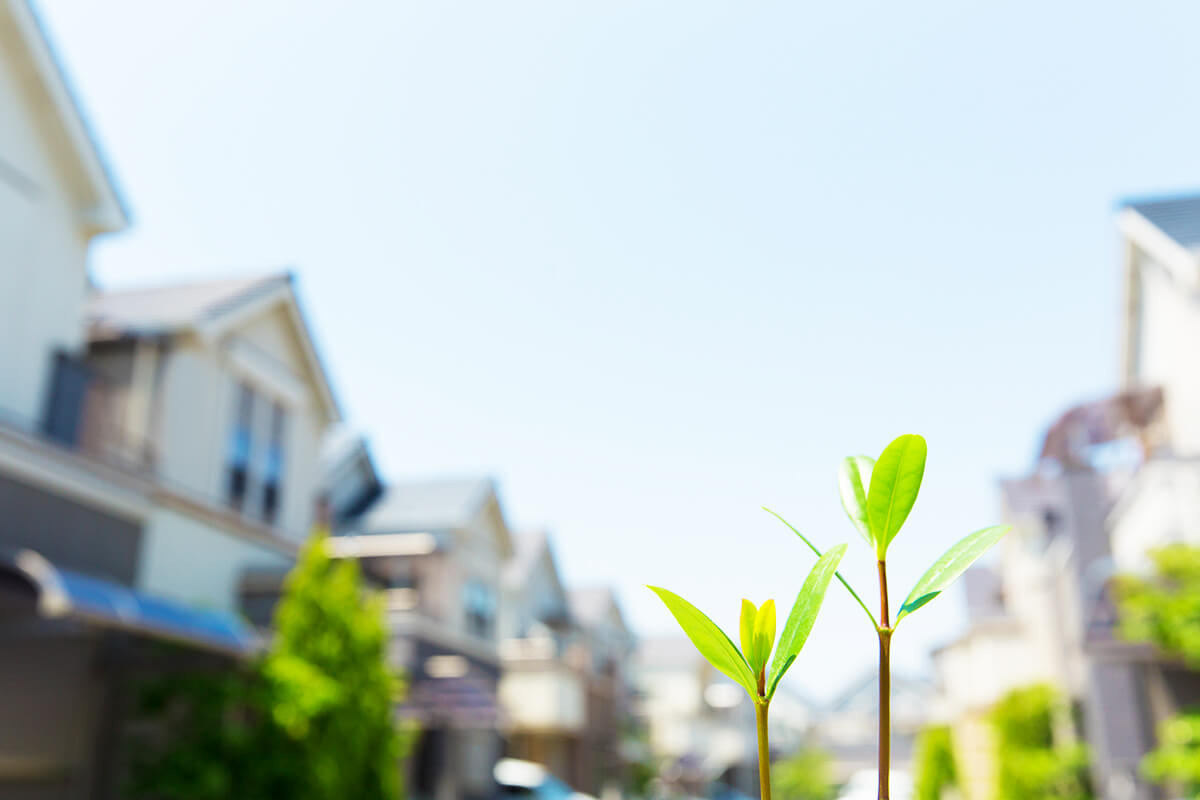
[1111,460,1200,571]
[1131,250,1200,453]
[0,39,90,425]
[153,311,327,542]
[136,507,289,612]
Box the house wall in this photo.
[0,32,91,427]
[1130,248,1200,453]
[1110,460,1200,570]
[136,507,289,612]
[153,310,327,543]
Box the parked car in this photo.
[493,759,597,800]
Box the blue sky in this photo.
[37,0,1200,698]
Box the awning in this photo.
[0,549,258,657]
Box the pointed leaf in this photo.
[896,525,1011,624]
[866,434,927,557]
[838,455,875,548]
[768,544,848,698]
[739,599,758,664]
[648,586,757,696]
[753,599,776,670]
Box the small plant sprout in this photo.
[766,433,1010,800]
[648,544,847,800]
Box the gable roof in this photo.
[1,0,127,233]
[568,586,631,635]
[86,273,285,338]
[86,272,341,422]
[359,477,498,534]
[504,530,550,585]
[1124,194,1200,251]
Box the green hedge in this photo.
[990,685,1092,800]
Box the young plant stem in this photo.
[877,559,892,800]
[755,699,771,800]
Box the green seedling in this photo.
[766,433,1009,800]
[648,545,847,800]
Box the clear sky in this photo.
[36,0,1200,699]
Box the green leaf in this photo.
[838,455,875,548]
[753,598,777,670]
[767,544,848,698]
[739,599,758,664]
[896,525,1010,624]
[648,586,757,696]
[866,434,927,557]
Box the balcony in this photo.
[41,352,155,473]
[499,636,587,734]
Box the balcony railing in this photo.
[41,351,155,473]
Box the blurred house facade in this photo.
[331,477,512,800]
[812,671,933,786]
[934,195,1200,800]
[0,4,341,798]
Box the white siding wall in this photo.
[1133,251,1200,453]
[1111,460,1200,570]
[154,313,326,542]
[136,507,289,612]
[0,42,89,425]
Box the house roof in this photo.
[86,272,342,423]
[359,478,498,534]
[1,0,128,233]
[86,273,288,338]
[1124,194,1200,251]
[504,531,549,585]
[568,586,631,634]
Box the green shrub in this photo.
[913,725,957,800]
[773,748,835,800]
[990,685,1092,800]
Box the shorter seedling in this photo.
[648,545,847,800]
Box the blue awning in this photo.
[0,549,258,656]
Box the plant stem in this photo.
[755,700,771,800]
[878,560,892,800]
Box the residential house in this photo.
[0,8,345,797]
[498,532,589,786]
[331,477,513,800]
[569,586,638,797]
[934,194,1200,800]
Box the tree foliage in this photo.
[990,685,1092,800]
[130,529,408,800]
[1117,544,1200,796]
[1117,544,1200,666]
[913,725,957,800]
[772,748,835,800]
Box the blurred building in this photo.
[498,532,586,783]
[331,477,512,800]
[0,4,345,797]
[812,671,933,786]
[497,534,638,796]
[567,586,638,795]
[934,194,1200,800]
[632,635,815,799]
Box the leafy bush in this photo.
[773,748,835,800]
[1117,544,1200,795]
[130,529,409,800]
[990,685,1092,800]
[913,725,957,800]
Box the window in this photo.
[463,580,496,639]
[226,382,254,511]
[261,401,286,524]
[225,382,288,524]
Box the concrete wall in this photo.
[0,31,91,427]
